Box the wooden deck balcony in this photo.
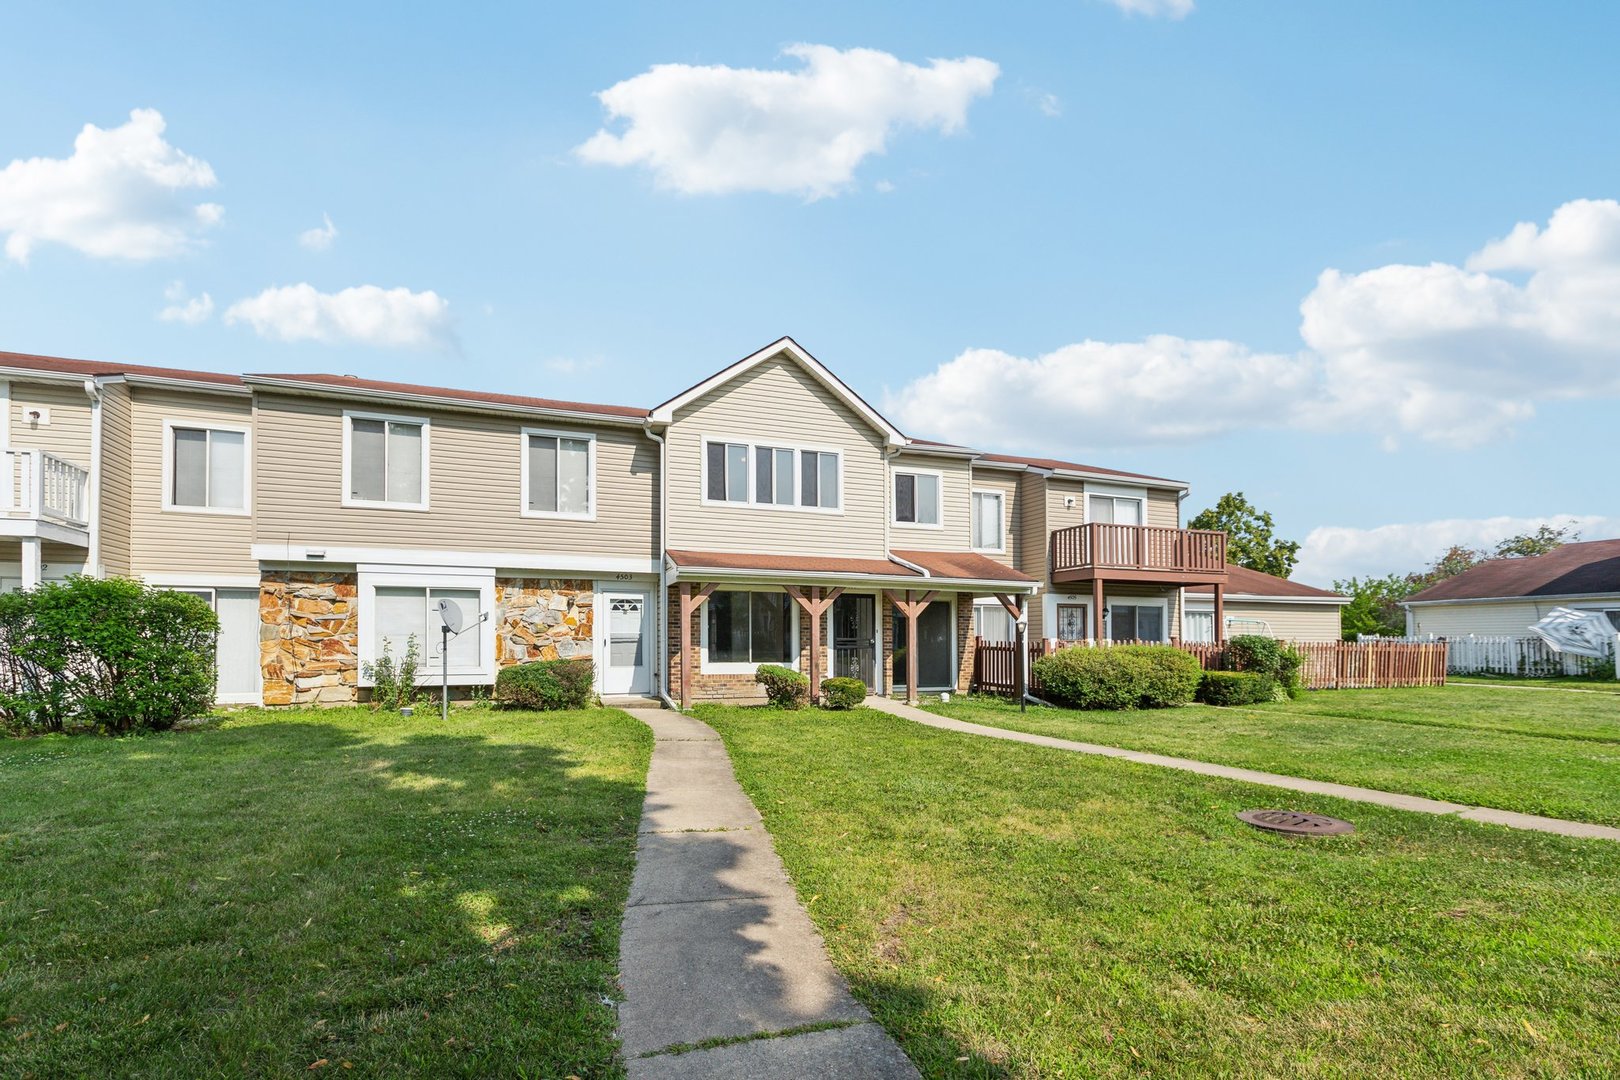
[1049,523,1228,585]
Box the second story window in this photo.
[345,411,428,509]
[1088,494,1143,526]
[166,423,248,513]
[971,490,1004,551]
[524,429,594,518]
[703,439,842,511]
[893,469,941,527]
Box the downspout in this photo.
[644,422,681,710]
[84,378,102,577]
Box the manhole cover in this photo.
[1236,809,1354,836]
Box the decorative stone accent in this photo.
[260,571,359,707]
[496,578,594,665]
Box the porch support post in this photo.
[1213,582,1225,645]
[783,585,843,702]
[19,535,41,590]
[1091,578,1104,643]
[884,589,938,705]
[677,581,717,709]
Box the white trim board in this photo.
[248,544,660,577]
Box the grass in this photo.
[0,706,651,1078]
[926,686,1620,826]
[1451,675,1620,694]
[699,704,1620,1078]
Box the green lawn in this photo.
[0,707,650,1078]
[1451,675,1620,694]
[700,704,1620,1078]
[927,686,1620,826]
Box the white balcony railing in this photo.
[1,448,91,527]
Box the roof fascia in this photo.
[1401,592,1620,608]
[243,376,649,428]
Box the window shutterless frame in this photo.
[697,433,844,514]
[341,409,430,511]
[519,426,597,520]
[698,585,802,675]
[970,488,1005,552]
[160,418,252,516]
[891,466,945,529]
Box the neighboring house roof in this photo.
[1187,564,1348,602]
[974,451,1187,489]
[648,336,907,446]
[1404,539,1620,604]
[0,348,245,389]
[667,548,1034,589]
[243,372,648,421]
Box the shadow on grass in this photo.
[0,711,648,1078]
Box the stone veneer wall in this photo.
[497,579,593,665]
[260,571,359,706]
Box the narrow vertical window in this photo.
[972,491,1003,550]
[527,432,593,516]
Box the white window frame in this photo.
[519,426,597,521]
[971,598,1016,642]
[697,434,845,514]
[357,568,496,686]
[1105,598,1171,643]
[1085,485,1147,527]
[971,488,1005,553]
[699,585,802,675]
[891,466,945,530]
[342,409,431,511]
[1048,597,1092,642]
[161,418,252,516]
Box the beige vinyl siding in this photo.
[0,540,89,580]
[1408,598,1620,638]
[1016,473,1049,637]
[129,387,257,577]
[9,380,93,465]
[1145,488,1180,528]
[253,393,658,559]
[967,467,1018,567]
[665,355,888,558]
[97,382,133,577]
[889,451,972,552]
[1212,599,1342,642]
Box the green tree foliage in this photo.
[1187,492,1301,578]
[1493,524,1577,559]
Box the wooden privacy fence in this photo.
[970,637,1449,696]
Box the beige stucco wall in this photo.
[664,354,889,558]
[128,386,258,578]
[252,392,659,560]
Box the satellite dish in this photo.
[436,598,463,634]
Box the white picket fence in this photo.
[1360,633,1617,678]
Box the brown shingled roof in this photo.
[975,451,1184,486]
[1187,564,1345,599]
[247,372,648,419]
[0,348,244,387]
[1405,539,1620,603]
[891,549,1034,584]
[668,548,1033,585]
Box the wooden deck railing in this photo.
[971,637,1449,695]
[1049,523,1226,575]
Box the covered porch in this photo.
[666,549,1036,707]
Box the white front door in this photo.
[602,590,651,695]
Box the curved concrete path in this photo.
[615,708,919,1079]
[867,698,1620,843]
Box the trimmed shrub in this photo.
[494,658,595,711]
[1227,635,1305,698]
[1032,644,1201,711]
[0,577,218,735]
[755,664,810,710]
[1197,670,1278,706]
[820,677,867,710]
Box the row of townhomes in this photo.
[0,336,1312,708]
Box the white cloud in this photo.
[890,199,1620,451]
[576,44,999,199]
[874,179,896,194]
[223,284,453,349]
[157,280,213,324]
[1102,0,1195,19]
[1294,515,1620,586]
[1036,92,1063,118]
[298,213,337,251]
[0,108,222,264]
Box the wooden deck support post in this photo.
[1212,582,1225,645]
[1091,578,1105,643]
[783,585,843,702]
[884,589,938,705]
[677,581,718,709]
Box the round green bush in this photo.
[1196,670,1278,706]
[1227,635,1305,698]
[819,676,867,710]
[1032,644,1201,710]
[494,658,595,710]
[755,664,810,709]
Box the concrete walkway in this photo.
[867,698,1620,843]
[615,708,919,1079]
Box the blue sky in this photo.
[2,1,1617,584]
